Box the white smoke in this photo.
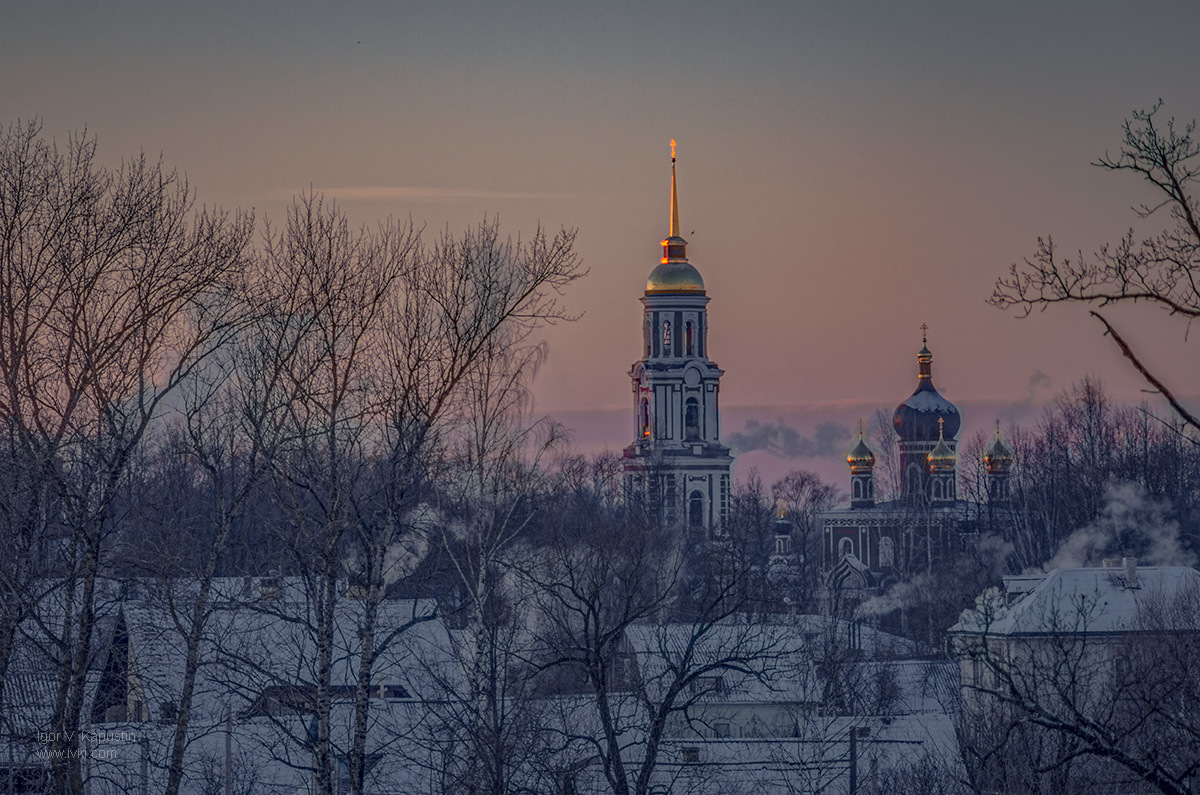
[728,419,852,459]
[976,533,1015,575]
[382,532,429,586]
[1046,480,1196,569]
[856,573,939,619]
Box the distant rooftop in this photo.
[950,560,1200,637]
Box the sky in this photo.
[4,1,1198,486]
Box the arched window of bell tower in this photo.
[685,321,694,356]
[644,316,652,356]
[688,490,704,528]
[639,399,650,438]
[853,480,862,500]
[662,320,672,353]
[685,398,700,440]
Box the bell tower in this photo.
[623,142,734,531]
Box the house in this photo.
[947,559,1200,792]
[948,558,1200,692]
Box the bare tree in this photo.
[771,470,841,605]
[953,578,1200,794]
[136,321,291,795]
[347,218,582,795]
[244,192,420,795]
[226,196,582,795]
[522,506,784,795]
[996,376,1200,572]
[413,344,568,794]
[992,102,1200,432]
[0,119,253,793]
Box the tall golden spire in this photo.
[646,139,700,291]
[669,139,680,237]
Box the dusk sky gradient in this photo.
[4,1,1198,484]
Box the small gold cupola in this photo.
[927,418,957,472]
[848,418,877,507]
[984,421,1014,473]
[847,420,876,471]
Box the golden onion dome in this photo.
[847,427,876,470]
[984,424,1014,472]
[927,420,957,471]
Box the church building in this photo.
[821,332,1014,592]
[622,144,734,531]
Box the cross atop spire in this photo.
[920,322,929,342]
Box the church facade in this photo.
[622,147,734,531]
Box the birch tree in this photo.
[0,119,253,794]
[243,197,582,795]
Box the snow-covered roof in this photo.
[621,618,920,705]
[853,660,958,715]
[120,580,457,721]
[949,565,1200,637]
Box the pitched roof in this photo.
[120,580,456,721]
[949,565,1200,637]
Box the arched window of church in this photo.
[663,320,672,352]
[689,491,704,528]
[853,480,862,500]
[685,321,694,356]
[645,316,652,356]
[879,537,895,568]
[839,538,853,559]
[639,398,650,438]
[931,480,943,500]
[685,398,700,440]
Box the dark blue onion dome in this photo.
[892,335,961,442]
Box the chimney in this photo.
[1102,558,1121,569]
[1122,556,1139,589]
